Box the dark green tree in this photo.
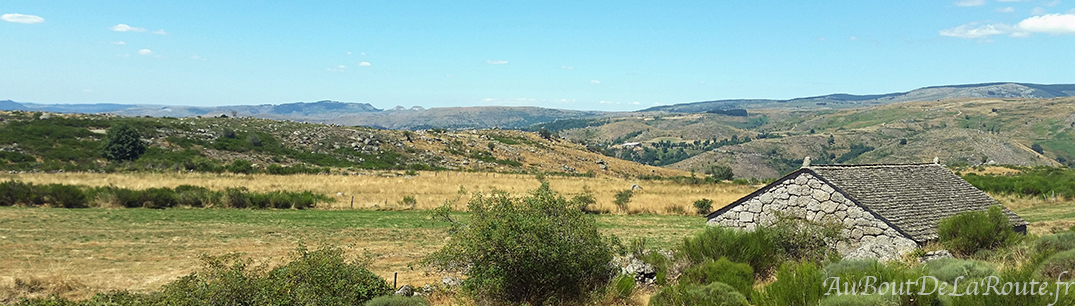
[102,122,147,161]
[539,127,552,140]
[707,164,734,181]
[1032,143,1044,154]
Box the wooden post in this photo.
[393,272,398,288]
[350,196,354,209]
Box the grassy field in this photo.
[0,171,756,214]
[0,206,705,302]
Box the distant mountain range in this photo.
[642,82,1075,113]
[3,82,1073,130]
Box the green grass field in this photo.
[0,207,704,301]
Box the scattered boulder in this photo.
[394,284,414,296]
[919,250,954,263]
[631,184,643,191]
[442,276,462,287]
[621,258,656,284]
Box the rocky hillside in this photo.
[556,98,1075,179]
[0,111,685,178]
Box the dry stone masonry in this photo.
[707,171,917,261]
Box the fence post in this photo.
[350,196,354,209]
[393,272,398,288]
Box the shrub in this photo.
[693,198,714,215]
[223,187,250,208]
[227,159,255,174]
[364,295,430,306]
[1,180,35,206]
[820,259,940,306]
[175,185,215,207]
[149,246,391,305]
[679,226,779,275]
[1039,249,1075,280]
[923,258,996,284]
[1036,232,1075,252]
[650,282,749,306]
[680,257,755,298]
[423,183,615,304]
[937,205,1021,256]
[751,262,824,306]
[614,189,633,213]
[142,187,178,208]
[768,213,844,264]
[42,184,87,208]
[610,274,636,301]
[102,122,147,162]
[706,164,734,181]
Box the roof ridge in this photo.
[808,163,940,169]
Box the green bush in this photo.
[364,295,430,306]
[175,185,216,207]
[223,187,249,208]
[42,184,87,208]
[227,159,255,174]
[1037,232,1075,252]
[923,258,996,284]
[650,282,749,306]
[142,187,177,208]
[937,205,1022,256]
[423,183,615,304]
[680,257,755,298]
[752,262,824,306]
[679,226,779,275]
[102,122,147,162]
[693,198,714,215]
[610,273,636,301]
[706,164,734,181]
[1039,249,1075,280]
[819,260,941,306]
[614,189,633,212]
[768,213,844,264]
[1,180,35,206]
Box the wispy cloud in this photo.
[1032,7,1048,15]
[996,0,1030,2]
[560,65,574,70]
[152,29,168,35]
[849,35,859,41]
[1,13,45,24]
[190,55,206,61]
[112,24,147,32]
[138,49,153,55]
[358,61,371,66]
[941,13,1075,38]
[486,60,508,65]
[955,0,986,7]
[1043,0,1061,6]
[112,41,127,45]
[590,80,601,84]
[996,7,1016,13]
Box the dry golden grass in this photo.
[1,171,755,214]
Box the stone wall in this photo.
[706,172,918,261]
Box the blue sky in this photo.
[2,1,1074,111]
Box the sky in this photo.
[2,1,1075,111]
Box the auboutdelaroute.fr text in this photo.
[825,272,1075,306]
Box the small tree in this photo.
[424,183,614,304]
[539,127,552,140]
[102,122,147,162]
[1032,143,1044,154]
[614,190,633,213]
[694,198,714,215]
[707,164,734,181]
[827,135,835,145]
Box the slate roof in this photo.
[710,163,1028,243]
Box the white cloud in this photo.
[590,80,601,84]
[1017,13,1075,33]
[996,0,1030,2]
[346,51,352,55]
[955,0,986,6]
[138,49,152,55]
[112,24,147,32]
[1,13,45,24]
[940,23,1013,38]
[996,6,1016,13]
[849,35,859,41]
[112,41,127,45]
[152,29,168,35]
[190,55,206,61]
[561,65,574,70]
[631,102,641,105]
[941,13,1075,38]
[1032,7,1048,15]
[1044,0,1061,7]
[338,65,347,69]
[486,60,508,65]
[358,61,371,66]
[360,52,366,55]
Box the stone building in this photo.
[705,162,1028,261]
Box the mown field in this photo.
[0,207,704,302]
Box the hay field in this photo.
[0,208,704,302]
[1,171,757,214]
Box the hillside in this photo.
[643,82,1075,113]
[555,98,1075,179]
[0,111,685,178]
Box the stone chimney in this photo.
[802,156,812,168]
